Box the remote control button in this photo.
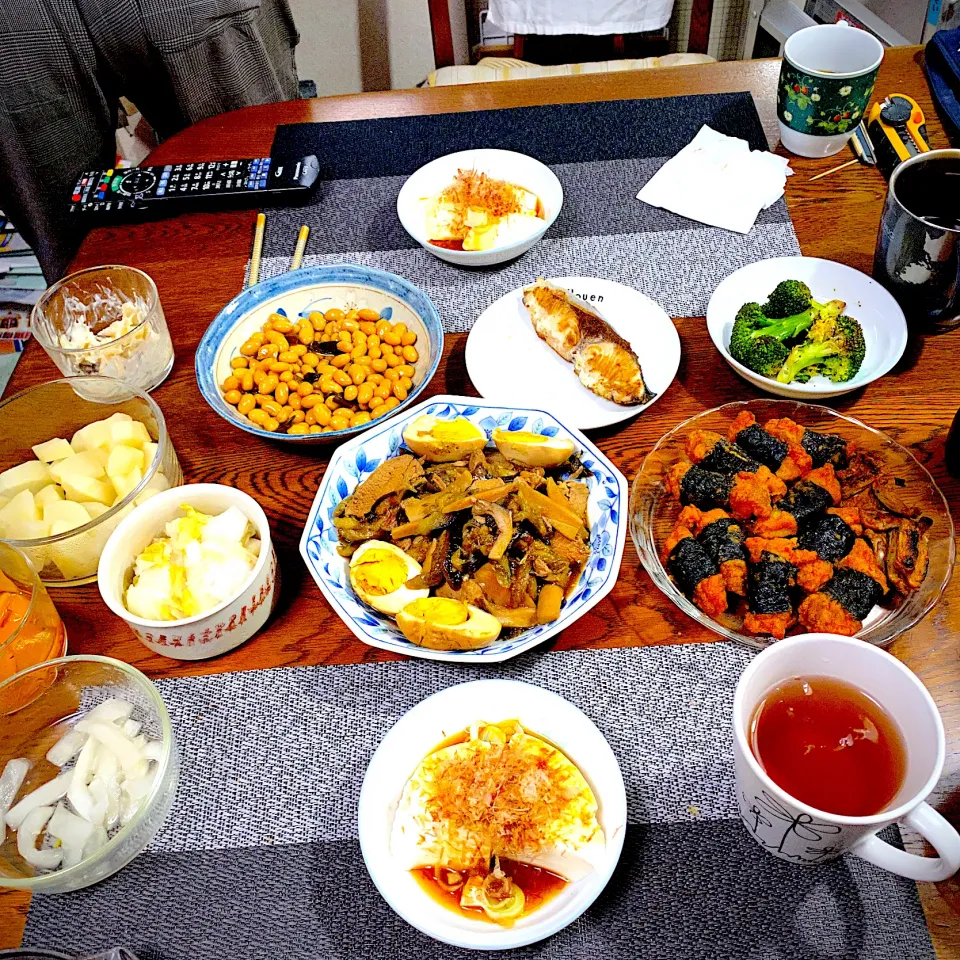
[118,168,157,196]
[72,193,80,202]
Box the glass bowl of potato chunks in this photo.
[0,377,182,586]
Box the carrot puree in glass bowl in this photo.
[0,543,66,686]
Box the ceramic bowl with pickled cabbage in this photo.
[98,484,277,660]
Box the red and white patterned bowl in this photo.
[97,483,277,660]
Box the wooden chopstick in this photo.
[248,213,266,287]
[290,225,310,271]
[809,158,860,182]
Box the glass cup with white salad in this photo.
[30,265,174,395]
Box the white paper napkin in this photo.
[637,125,793,234]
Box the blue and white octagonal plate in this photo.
[298,395,628,663]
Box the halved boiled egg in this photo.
[396,597,501,650]
[492,428,576,469]
[348,540,429,615]
[402,415,486,463]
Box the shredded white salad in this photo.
[125,504,260,621]
[1,697,163,871]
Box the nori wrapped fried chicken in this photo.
[764,417,849,469]
[662,526,728,617]
[744,551,797,639]
[798,569,885,636]
[677,505,748,596]
[727,411,812,482]
[799,514,857,563]
[666,462,779,521]
[685,431,760,475]
[751,464,842,538]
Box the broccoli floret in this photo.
[763,280,846,322]
[729,300,816,366]
[736,335,790,378]
[776,314,866,384]
[764,280,813,318]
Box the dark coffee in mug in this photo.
[874,150,960,330]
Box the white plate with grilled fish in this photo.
[466,277,680,430]
[358,679,627,949]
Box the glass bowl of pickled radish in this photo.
[0,377,183,586]
[0,655,178,893]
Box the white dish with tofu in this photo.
[397,149,563,267]
[0,377,182,586]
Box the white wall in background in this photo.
[290,0,468,94]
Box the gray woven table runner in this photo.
[246,94,801,330]
[23,643,934,960]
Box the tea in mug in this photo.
[749,675,907,817]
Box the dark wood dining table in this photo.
[3,43,960,957]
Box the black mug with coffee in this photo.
[873,149,960,331]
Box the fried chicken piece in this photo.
[728,470,774,522]
[797,591,861,637]
[796,559,835,594]
[763,416,805,447]
[743,610,797,640]
[693,574,729,618]
[827,505,863,536]
[751,509,799,539]
[839,538,889,593]
[806,464,842,506]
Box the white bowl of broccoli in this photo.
[706,256,908,399]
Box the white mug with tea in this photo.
[733,632,960,881]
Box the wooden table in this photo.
[4,45,960,955]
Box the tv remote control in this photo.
[68,155,320,217]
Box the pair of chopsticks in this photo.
[247,214,310,286]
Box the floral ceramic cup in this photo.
[777,23,884,158]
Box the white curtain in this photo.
[487,0,676,36]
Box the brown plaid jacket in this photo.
[0,0,299,279]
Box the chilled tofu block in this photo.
[43,499,92,531]
[35,485,65,509]
[50,452,107,485]
[110,419,152,449]
[0,461,51,498]
[111,467,143,502]
[58,474,115,506]
[32,438,74,463]
[106,445,145,478]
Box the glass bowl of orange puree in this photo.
[0,542,66,684]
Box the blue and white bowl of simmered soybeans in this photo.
[299,396,628,663]
[195,265,443,443]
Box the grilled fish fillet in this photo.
[523,280,584,361]
[522,279,656,406]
